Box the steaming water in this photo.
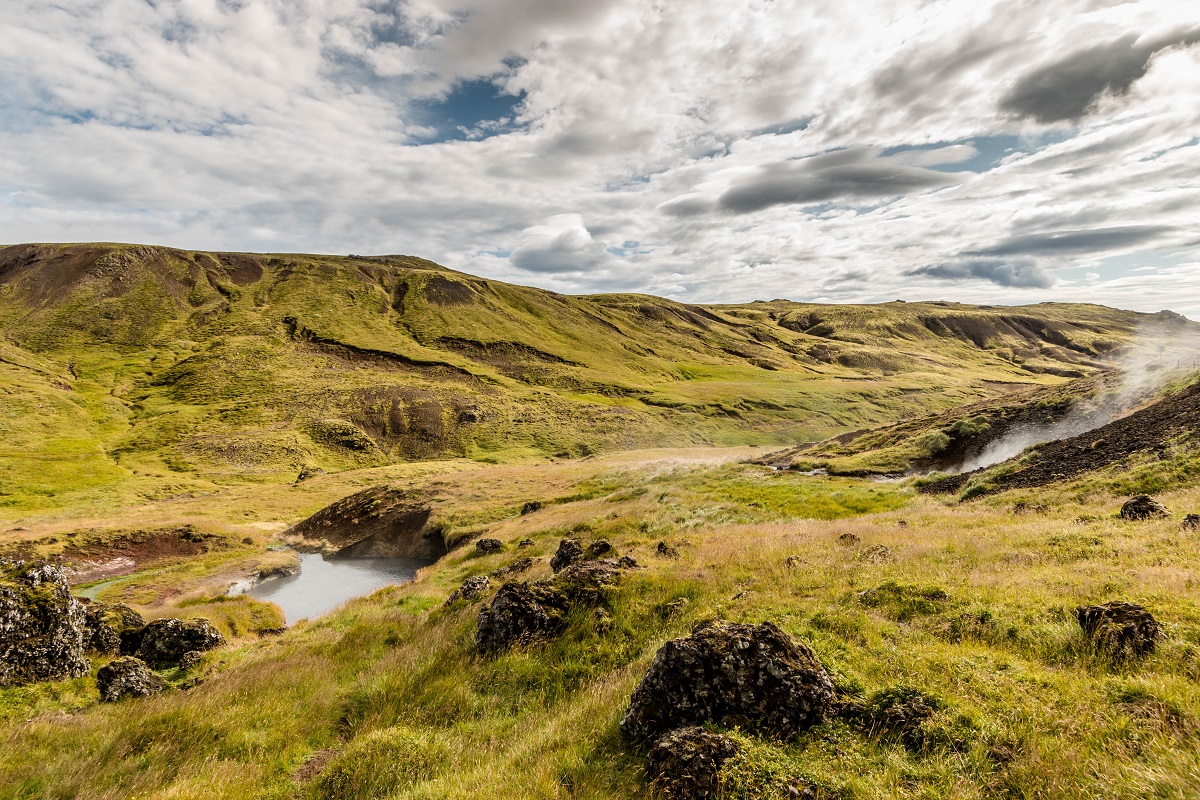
[952,321,1200,474]
[249,553,431,625]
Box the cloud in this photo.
[1000,27,1200,123]
[667,147,962,216]
[508,214,612,273]
[910,258,1055,289]
[968,225,1173,257]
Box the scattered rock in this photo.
[620,620,835,741]
[476,557,629,653]
[857,544,893,563]
[517,538,535,549]
[96,656,165,702]
[475,538,504,555]
[896,520,909,528]
[656,541,681,560]
[585,539,615,559]
[617,555,640,569]
[0,561,89,686]
[1120,495,1170,521]
[550,538,584,573]
[520,500,543,515]
[733,590,753,600]
[1183,514,1199,531]
[136,618,226,667]
[1077,601,1162,658]
[445,575,492,606]
[475,582,571,653]
[491,557,537,579]
[785,555,804,569]
[646,727,739,800]
[594,607,614,634]
[177,650,204,672]
[837,533,861,546]
[241,536,255,545]
[82,602,145,656]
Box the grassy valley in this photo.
[2,244,1200,799]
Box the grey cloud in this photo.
[969,225,1172,257]
[1000,28,1200,123]
[910,259,1055,289]
[713,147,961,215]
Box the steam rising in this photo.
[954,319,1200,474]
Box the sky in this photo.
[1,0,1198,317]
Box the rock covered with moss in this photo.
[621,620,834,741]
[81,601,146,656]
[96,655,165,702]
[1120,495,1169,521]
[135,617,225,667]
[1077,601,1161,658]
[0,561,90,686]
[646,727,739,800]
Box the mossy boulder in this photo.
[0,561,89,686]
[81,601,145,655]
[135,617,226,667]
[621,620,834,741]
[96,656,165,702]
[1077,601,1162,658]
[550,538,584,573]
[647,727,739,800]
[1120,495,1169,521]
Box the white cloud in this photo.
[0,0,1197,318]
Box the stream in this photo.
[249,552,431,625]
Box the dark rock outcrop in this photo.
[520,501,543,515]
[475,538,503,555]
[0,561,89,686]
[445,575,491,606]
[837,533,861,546]
[550,538,584,573]
[621,620,835,742]
[96,656,165,702]
[491,557,536,579]
[476,557,626,653]
[1120,495,1170,521]
[82,602,145,655]
[517,538,535,549]
[135,618,226,667]
[585,539,614,559]
[1077,601,1162,658]
[656,541,680,559]
[1183,514,1199,531]
[647,727,739,800]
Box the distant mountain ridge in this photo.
[0,242,1184,508]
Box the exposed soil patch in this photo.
[50,526,222,584]
[423,275,477,306]
[434,337,576,382]
[923,379,1200,495]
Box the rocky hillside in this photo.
[0,242,1177,508]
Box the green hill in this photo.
[0,242,1168,510]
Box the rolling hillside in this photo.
[0,242,1175,510]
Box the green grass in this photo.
[1,452,1198,799]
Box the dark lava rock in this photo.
[491,557,536,579]
[857,544,893,563]
[0,561,89,686]
[1120,495,1170,521]
[646,727,739,800]
[550,538,584,573]
[136,618,226,667]
[445,575,492,606]
[520,500,543,515]
[656,541,680,559]
[475,582,571,653]
[585,539,614,559]
[1183,514,1199,531]
[517,538,535,549]
[620,619,835,742]
[82,602,145,656]
[1077,601,1162,658]
[177,650,204,672]
[96,656,165,702]
[837,533,861,546]
[475,538,504,555]
[476,558,626,653]
[617,555,640,569]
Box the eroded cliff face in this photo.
[0,561,90,686]
[283,486,447,560]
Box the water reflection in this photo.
[249,552,430,625]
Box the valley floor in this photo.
[3,447,1200,799]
